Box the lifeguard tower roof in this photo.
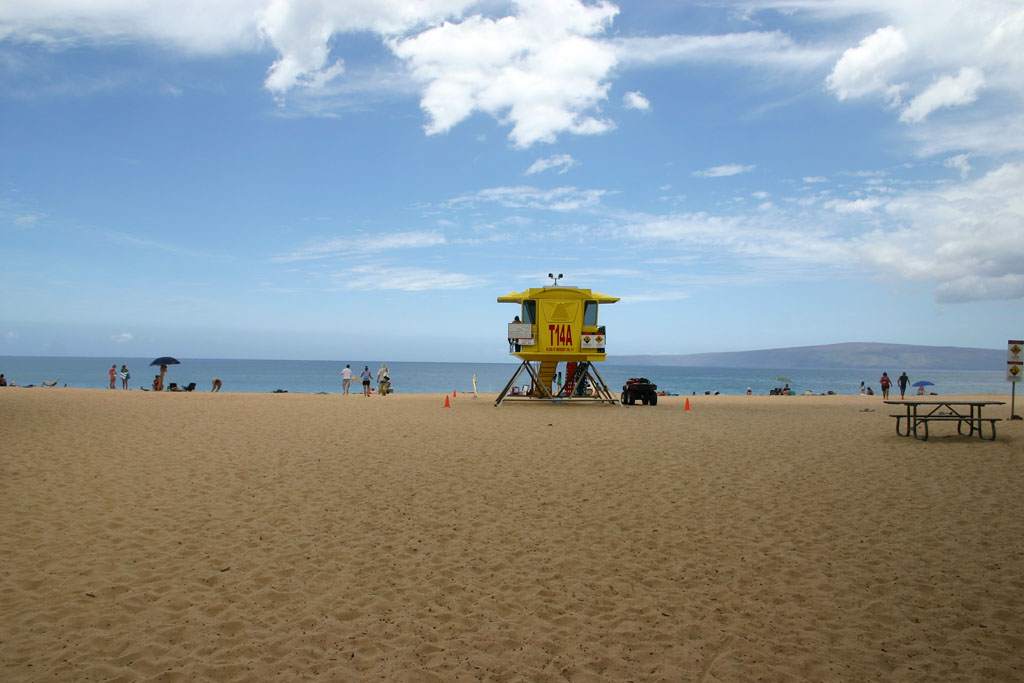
[497,286,619,305]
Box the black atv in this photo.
[621,377,658,406]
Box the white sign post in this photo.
[1008,339,1023,419]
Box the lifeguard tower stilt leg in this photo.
[560,361,618,404]
[495,360,618,406]
[494,361,555,406]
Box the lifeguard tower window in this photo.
[583,301,598,326]
[522,300,537,324]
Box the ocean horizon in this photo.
[0,355,1012,397]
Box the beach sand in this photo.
[2,388,1022,681]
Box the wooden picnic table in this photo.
[885,400,1005,441]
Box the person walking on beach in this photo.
[120,364,130,390]
[377,363,390,396]
[109,364,117,389]
[341,364,353,395]
[879,372,892,399]
[359,365,372,397]
[897,371,910,399]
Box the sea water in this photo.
[0,356,1010,396]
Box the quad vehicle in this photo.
[621,377,658,406]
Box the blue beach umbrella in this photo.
[912,380,934,387]
[150,356,180,366]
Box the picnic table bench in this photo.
[885,400,1004,441]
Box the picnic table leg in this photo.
[914,416,929,440]
[959,405,980,437]
[980,420,997,441]
[895,407,914,437]
[895,415,908,436]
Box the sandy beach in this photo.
[2,388,1022,681]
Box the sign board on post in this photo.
[1009,340,1022,420]
[1009,340,1023,382]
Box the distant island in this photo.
[610,342,1004,371]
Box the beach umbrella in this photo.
[150,356,180,366]
[912,380,934,387]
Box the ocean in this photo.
[0,356,1012,397]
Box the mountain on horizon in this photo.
[610,342,1004,371]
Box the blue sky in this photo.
[2,0,1022,362]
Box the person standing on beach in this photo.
[879,372,892,399]
[120,364,130,390]
[897,371,910,399]
[377,364,389,396]
[360,366,372,397]
[109,364,117,389]
[341,364,353,395]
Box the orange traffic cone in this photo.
[684,398,691,411]
[444,395,451,408]
[453,389,457,397]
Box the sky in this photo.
[2,0,1023,363]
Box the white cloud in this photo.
[111,332,134,343]
[525,154,577,175]
[858,162,1024,303]
[0,0,262,54]
[274,230,445,262]
[622,91,650,110]
[613,30,834,70]
[944,153,972,180]
[693,164,755,178]
[606,161,1024,304]
[258,0,477,95]
[14,214,42,227]
[810,1,1024,156]
[341,265,483,291]
[824,197,883,214]
[391,0,620,147]
[3,0,618,147]
[899,67,985,123]
[450,185,606,211]
[826,25,907,100]
[802,176,828,183]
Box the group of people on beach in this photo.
[340,363,391,396]
[106,362,221,392]
[860,371,917,399]
[109,364,130,390]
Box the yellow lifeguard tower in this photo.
[496,274,620,405]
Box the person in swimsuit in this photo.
[897,371,909,399]
[360,366,372,397]
[879,372,892,399]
